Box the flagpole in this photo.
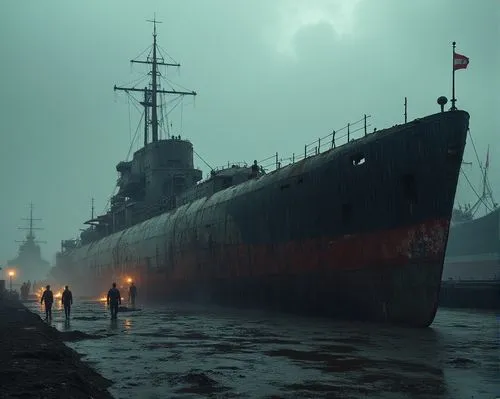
[451,41,456,111]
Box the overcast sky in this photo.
[0,0,498,269]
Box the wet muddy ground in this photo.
[25,300,499,398]
[0,299,113,399]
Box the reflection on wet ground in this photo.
[26,300,499,398]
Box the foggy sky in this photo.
[0,0,498,269]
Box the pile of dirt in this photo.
[0,298,114,399]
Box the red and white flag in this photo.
[453,52,469,70]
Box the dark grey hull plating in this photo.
[53,110,470,327]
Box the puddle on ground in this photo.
[25,301,499,398]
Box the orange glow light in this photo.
[8,270,15,277]
[126,277,133,284]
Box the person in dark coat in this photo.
[128,282,137,307]
[40,285,54,320]
[61,286,73,319]
[107,282,121,319]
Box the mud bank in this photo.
[0,299,114,399]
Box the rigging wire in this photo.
[193,149,214,172]
[460,167,492,214]
[101,100,144,214]
[464,129,496,212]
[181,100,184,134]
[157,45,179,65]
[131,45,153,63]
[164,77,195,93]
[121,74,150,90]
[157,95,190,139]
[127,112,145,160]
[468,129,483,172]
[128,95,132,143]
[158,94,169,138]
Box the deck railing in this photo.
[210,161,250,172]
[257,114,372,172]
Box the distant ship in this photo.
[50,21,470,327]
[8,203,51,284]
[441,150,500,309]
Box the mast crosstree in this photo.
[114,16,197,145]
[16,202,46,244]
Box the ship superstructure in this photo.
[52,21,470,327]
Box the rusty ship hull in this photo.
[53,110,469,327]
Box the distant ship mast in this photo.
[455,146,497,221]
[16,202,46,246]
[469,145,497,216]
[113,17,197,146]
[8,202,50,281]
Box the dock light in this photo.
[8,270,15,291]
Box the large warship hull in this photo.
[53,110,469,327]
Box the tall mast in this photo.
[151,20,159,142]
[114,16,197,145]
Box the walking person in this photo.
[20,283,27,300]
[128,282,137,308]
[61,286,73,319]
[40,285,54,320]
[107,282,121,319]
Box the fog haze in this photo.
[0,0,498,267]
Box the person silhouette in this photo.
[128,282,137,307]
[40,285,54,320]
[61,286,73,319]
[106,282,121,319]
